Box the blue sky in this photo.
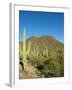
[19,10,64,43]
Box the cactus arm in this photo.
[19,49,23,56]
[26,41,31,55]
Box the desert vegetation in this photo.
[19,34,64,79]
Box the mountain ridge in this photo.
[27,35,63,44]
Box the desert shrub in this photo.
[26,50,64,78]
[28,54,45,67]
[37,55,64,77]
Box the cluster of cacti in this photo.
[30,43,39,56]
[33,44,39,56]
[40,47,48,57]
[30,45,49,58]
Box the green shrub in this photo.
[26,50,64,78]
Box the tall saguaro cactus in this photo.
[22,28,31,61]
[20,28,31,69]
[23,28,26,61]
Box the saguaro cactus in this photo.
[23,28,26,61]
[23,28,31,60]
[20,28,31,69]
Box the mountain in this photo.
[26,35,64,57]
[19,35,64,78]
[27,35,63,48]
